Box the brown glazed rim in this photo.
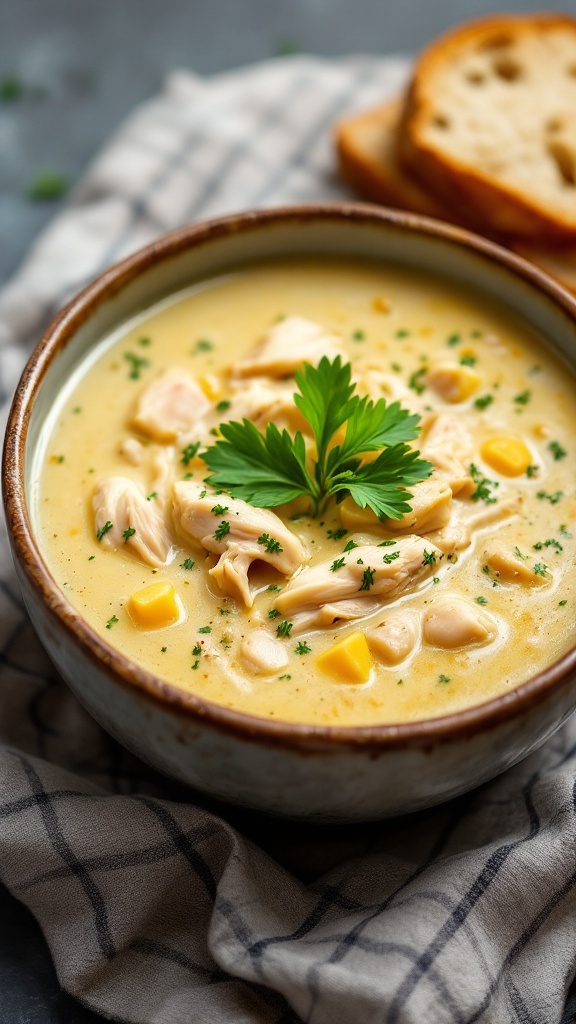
[5,202,576,754]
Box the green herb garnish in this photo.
[258,533,283,554]
[382,551,400,564]
[181,442,200,466]
[474,394,494,410]
[475,596,488,606]
[268,609,280,619]
[216,400,231,413]
[533,563,548,577]
[146,491,158,501]
[514,390,531,405]
[359,567,376,591]
[202,356,431,519]
[105,615,119,630]
[470,463,498,504]
[330,557,346,572]
[422,549,436,565]
[198,625,212,634]
[276,620,293,638]
[192,338,213,354]
[327,527,348,540]
[27,170,69,201]
[211,504,229,515]
[124,352,150,380]
[537,490,564,505]
[548,441,567,461]
[438,674,451,684]
[214,521,231,541]
[180,558,195,570]
[295,641,312,655]
[122,527,135,543]
[96,520,113,541]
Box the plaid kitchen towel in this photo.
[1,55,576,1024]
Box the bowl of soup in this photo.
[4,204,576,821]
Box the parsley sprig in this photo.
[201,357,432,518]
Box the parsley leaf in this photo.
[202,357,431,519]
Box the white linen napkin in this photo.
[1,55,575,1024]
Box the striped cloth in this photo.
[1,56,576,1024]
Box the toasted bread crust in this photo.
[401,13,576,241]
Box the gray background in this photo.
[1,1,575,1021]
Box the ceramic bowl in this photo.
[4,204,576,822]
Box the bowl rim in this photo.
[4,201,576,754]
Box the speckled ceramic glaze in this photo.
[4,205,576,821]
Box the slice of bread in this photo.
[400,14,576,241]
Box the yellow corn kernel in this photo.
[128,581,179,629]
[428,362,480,403]
[372,295,390,313]
[339,495,382,533]
[316,631,372,684]
[198,374,221,401]
[480,436,532,477]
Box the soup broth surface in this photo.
[35,258,576,725]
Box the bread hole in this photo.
[479,32,513,51]
[465,70,486,85]
[432,113,451,130]
[545,117,564,134]
[547,140,576,187]
[492,55,522,81]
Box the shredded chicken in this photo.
[483,545,552,587]
[423,594,496,649]
[240,630,289,674]
[426,495,521,558]
[234,316,344,378]
[172,481,306,607]
[420,413,475,497]
[380,477,453,534]
[274,536,442,632]
[93,477,173,567]
[225,379,308,435]
[366,609,421,665]
[119,437,145,466]
[132,368,211,442]
[354,366,412,405]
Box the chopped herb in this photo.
[105,615,119,630]
[391,362,402,372]
[55,455,65,463]
[96,520,113,541]
[220,635,232,649]
[138,336,152,347]
[199,488,207,499]
[0,76,23,101]
[192,338,213,354]
[191,660,200,670]
[475,596,488,605]
[548,441,567,461]
[276,620,293,638]
[330,557,346,572]
[216,399,231,413]
[422,549,436,565]
[258,533,283,554]
[201,356,432,519]
[180,557,195,570]
[474,394,494,410]
[482,564,491,575]
[378,539,397,546]
[470,463,498,504]
[559,600,568,606]
[447,333,460,347]
[211,504,229,515]
[295,640,312,655]
[161,646,167,653]
[526,465,539,478]
[192,643,203,656]
[327,527,348,540]
[122,527,135,543]
[267,584,282,591]
[433,576,440,584]
[438,674,451,684]
[533,563,548,577]
[357,558,364,565]
[459,355,477,367]
[343,539,358,552]
[198,625,212,634]
[537,490,564,505]
[268,609,280,619]
[382,551,400,564]
[27,170,69,201]
[72,406,82,414]
[514,390,531,405]
[183,472,193,480]
[88,555,95,561]
[359,567,376,591]
[397,678,404,685]
[408,367,427,395]
[560,524,572,537]
[278,673,292,680]
[146,491,158,501]
[124,352,150,380]
[352,329,365,341]
[533,539,563,554]
[214,521,231,541]
[514,546,527,560]
[395,328,410,338]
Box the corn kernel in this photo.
[316,631,372,684]
[128,581,179,629]
[428,362,480,403]
[480,435,532,477]
[198,374,221,401]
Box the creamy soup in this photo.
[34,258,576,726]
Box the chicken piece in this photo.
[427,362,480,404]
[234,316,344,378]
[132,368,211,442]
[93,477,173,567]
[274,536,442,632]
[226,379,308,435]
[119,437,145,466]
[354,366,412,406]
[240,630,289,675]
[426,495,521,558]
[172,481,306,607]
[381,477,453,534]
[420,413,475,497]
[483,546,552,587]
[366,609,421,665]
[423,595,496,649]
